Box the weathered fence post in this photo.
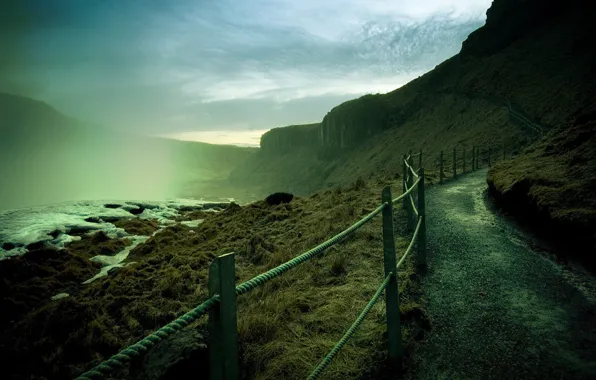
[418,149,422,171]
[209,253,239,380]
[462,147,466,174]
[439,150,444,184]
[417,168,426,272]
[402,154,410,218]
[452,146,457,179]
[406,155,415,231]
[488,146,492,167]
[382,186,403,360]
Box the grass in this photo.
[0,231,132,330]
[0,176,429,380]
[225,0,594,204]
[487,115,596,268]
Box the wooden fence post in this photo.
[209,253,239,380]
[417,169,426,271]
[406,155,415,231]
[488,146,492,167]
[439,150,444,184]
[382,186,403,361]
[418,149,422,171]
[402,154,409,213]
[463,147,466,174]
[452,147,457,179]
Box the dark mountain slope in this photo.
[231,0,596,197]
[488,109,596,269]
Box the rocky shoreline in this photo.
[0,184,426,380]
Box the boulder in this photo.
[265,192,294,205]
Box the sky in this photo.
[2,0,492,146]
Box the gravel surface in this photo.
[409,169,596,380]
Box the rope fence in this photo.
[77,142,516,380]
[75,151,431,380]
[435,143,518,184]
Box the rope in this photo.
[396,216,422,269]
[307,273,393,380]
[409,194,419,217]
[393,177,421,204]
[76,204,387,380]
[234,203,386,296]
[75,296,220,380]
[404,160,419,178]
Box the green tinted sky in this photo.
[1,0,491,140]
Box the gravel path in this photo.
[409,169,596,380]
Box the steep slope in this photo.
[260,123,320,154]
[488,112,596,269]
[230,0,595,199]
[0,93,257,209]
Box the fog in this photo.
[0,128,182,211]
[0,0,490,210]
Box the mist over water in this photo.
[0,129,181,211]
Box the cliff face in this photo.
[319,94,391,148]
[260,123,319,154]
[256,0,596,159]
[231,0,596,202]
[260,93,393,153]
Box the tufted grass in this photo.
[1,177,429,380]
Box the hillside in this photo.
[260,123,320,154]
[0,93,257,210]
[487,114,596,269]
[230,0,596,224]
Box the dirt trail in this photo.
[409,169,596,379]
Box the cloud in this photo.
[12,0,492,138]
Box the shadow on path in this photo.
[408,169,596,380]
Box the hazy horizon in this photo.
[0,0,493,209]
[2,0,491,146]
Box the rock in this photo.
[49,230,61,239]
[128,207,145,215]
[25,241,48,251]
[84,217,102,224]
[133,328,209,380]
[104,203,122,209]
[260,123,320,154]
[2,242,16,250]
[265,192,294,206]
